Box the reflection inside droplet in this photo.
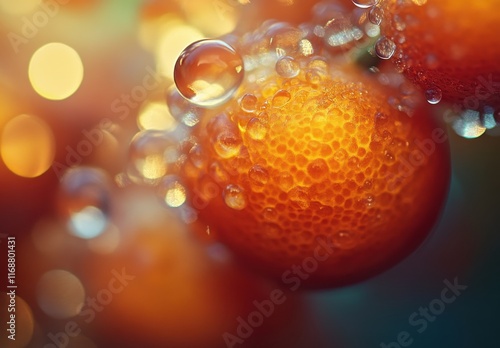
[174,39,244,107]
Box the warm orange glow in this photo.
[1,114,55,178]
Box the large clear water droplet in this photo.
[174,39,244,108]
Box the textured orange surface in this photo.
[181,64,450,288]
[380,0,500,110]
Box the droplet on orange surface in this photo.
[174,39,244,107]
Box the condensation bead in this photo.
[352,0,379,9]
[249,165,270,187]
[224,184,247,210]
[158,175,187,208]
[368,6,384,25]
[246,118,268,140]
[165,85,201,127]
[174,39,244,107]
[275,56,300,78]
[239,94,258,113]
[425,87,442,105]
[375,36,396,59]
[324,17,363,47]
[128,130,178,184]
[272,90,291,107]
[267,23,304,57]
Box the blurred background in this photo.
[0,0,499,347]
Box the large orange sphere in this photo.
[180,62,451,288]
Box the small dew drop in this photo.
[262,207,278,221]
[246,118,268,140]
[240,94,258,113]
[174,39,244,107]
[158,175,186,208]
[128,130,177,184]
[165,85,201,127]
[332,230,358,249]
[288,186,310,209]
[375,36,396,59]
[249,165,270,187]
[352,0,379,9]
[368,6,384,25]
[272,89,291,107]
[275,56,300,78]
[393,14,406,31]
[277,172,294,192]
[425,87,442,105]
[213,131,242,158]
[223,184,247,210]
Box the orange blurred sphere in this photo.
[380,0,500,110]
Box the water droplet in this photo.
[288,186,310,209]
[158,175,186,208]
[174,39,244,107]
[223,184,247,210]
[165,85,201,127]
[324,17,364,47]
[246,118,268,140]
[188,143,206,169]
[275,56,300,78]
[268,24,304,57]
[240,94,258,113]
[425,87,442,104]
[249,165,270,187]
[262,207,278,221]
[481,106,497,129]
[352,0,379,9]
[277,172,294,191]
[332,230,358,249]
[128,130,177,184]
[368,6,384,25]
[59,167,111,239]
[272,89,291,107]
[209,161,230,184]
[213,131,242,158]
[375,36,396,59]
[452,109,486,139]
[393,14,406,31]
[306,70,322,85]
